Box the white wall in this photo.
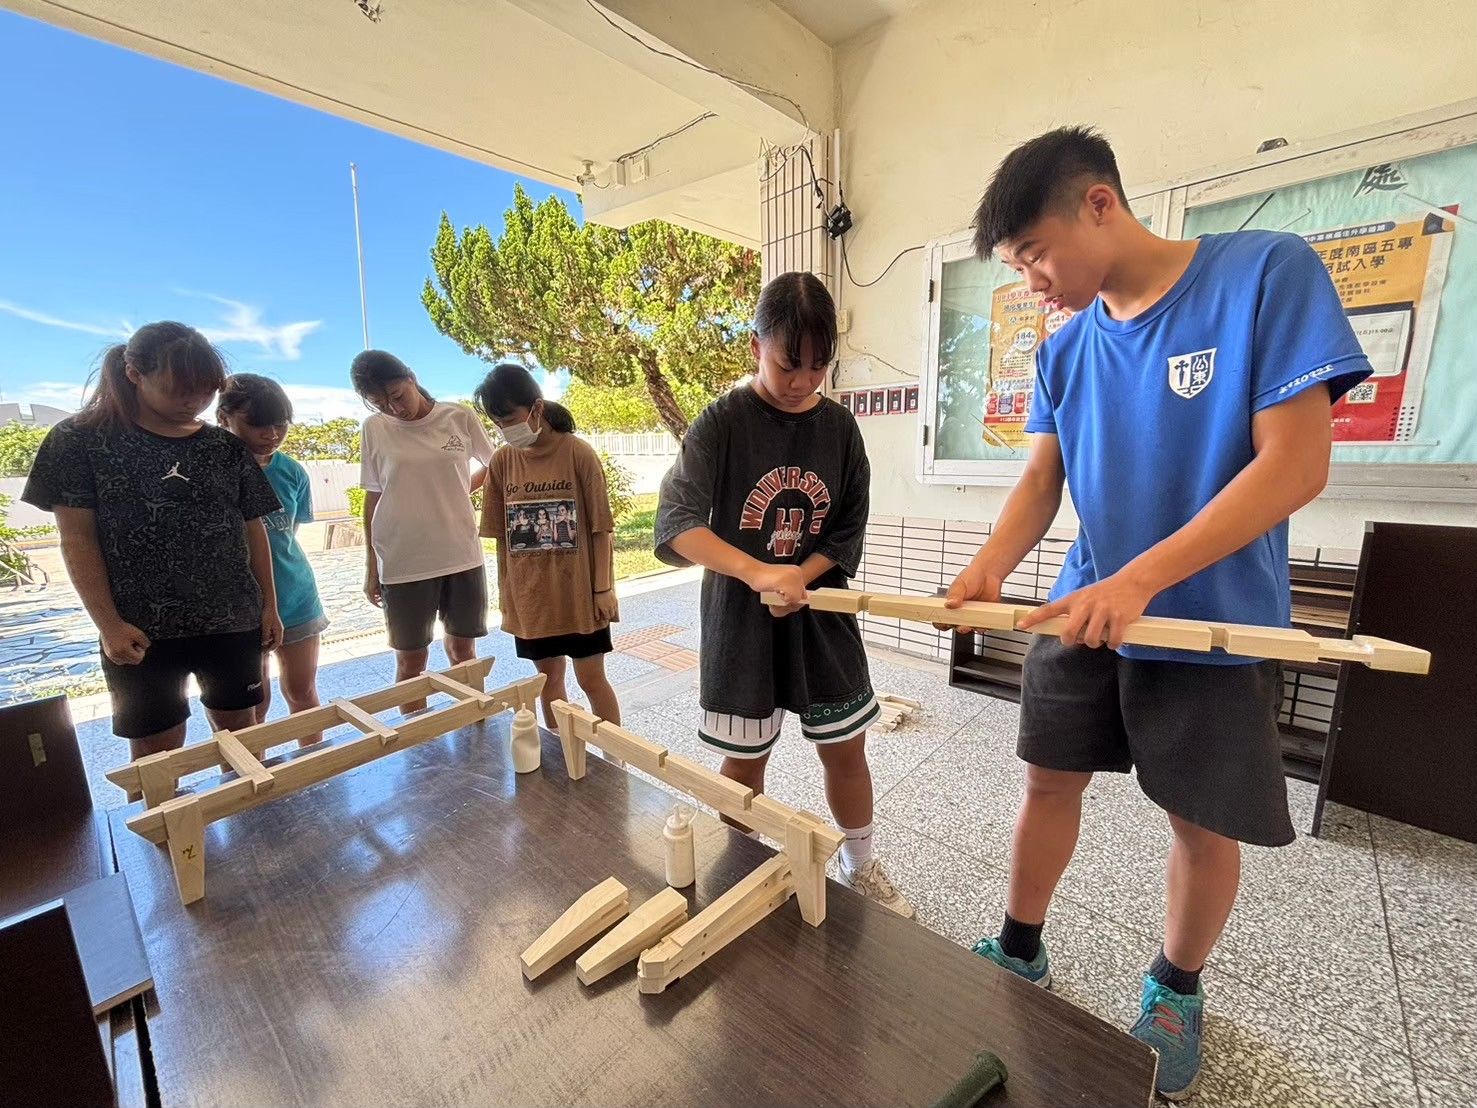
[834,0,1477,548]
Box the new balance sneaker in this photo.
[971,936,1052,989]
[841,858,915,918]
[1130,974,1205,1101]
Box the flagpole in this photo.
[350,162,370,350]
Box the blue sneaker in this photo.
[1130,975,1204,1101]
[971,936,1052,989]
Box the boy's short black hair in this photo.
[972,126,1128,258]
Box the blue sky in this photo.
[0,9,575,421]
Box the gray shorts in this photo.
[380,566,489,651]
[1018,637,1293,847]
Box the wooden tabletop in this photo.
[111,717,1154,1108]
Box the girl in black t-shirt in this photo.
[21,322,282,760]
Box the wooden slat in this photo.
[661,754,754,812]
[592,721,668,774]
[213,731,274,793]
[333,699,399,745]
[519,877,629,980]
[426,671,493,707]
[575,888,687,986]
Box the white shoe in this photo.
[841,858,915,919]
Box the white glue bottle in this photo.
[664,803,696,888]
[511,709,540,774]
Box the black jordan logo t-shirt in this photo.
[23,418,281,639]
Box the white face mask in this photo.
[500,407,541,448]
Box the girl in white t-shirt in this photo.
[351,350,495,712]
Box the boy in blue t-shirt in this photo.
[944,127,1370,1100]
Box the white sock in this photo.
[839,822,874,874]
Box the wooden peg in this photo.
[785,817,827,926]
[551,700,588,780]
[159,796,206,905]
[575,888,688,986]
[520,877,629,980]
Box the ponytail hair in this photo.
[77,321,227,430]
[218,373,294,427]
[473,362,575,433]
[349,350,434,405]
[754,271,837,369]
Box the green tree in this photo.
[0,421,49,477]
[422,185,758,440]
[561,378,713,434]
[282,417,362,462]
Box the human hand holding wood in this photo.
[936,563,1005,632]
[1018,570,1156,649]
[746,562,808,610]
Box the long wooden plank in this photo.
[747,796,845,862]
[592,721,668,774]
[758,586,872,614]
[106,658,495,793]
[772,589,1426,670]
[575,888,687,985]
[520,877,629,980]
[426,671,493,707]
[661,754,754,812]
[213,731,274,793]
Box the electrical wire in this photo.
[583,0,812,135]
[617,112,717,163]
[841,236,925,289]
[838,335,918,381]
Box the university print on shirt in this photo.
[738,466,833,558]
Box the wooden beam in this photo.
[426,671,493,708]
[785,817,826,926]
[520,877,630,980]
[764,589,1426,670]
[133,751,179,809]
[551,700,588,781]
[1316,634,1432,674]
[213,731,274,794]
[661,753,754,811]
[637,856,793,994]
[746,796,845,863]
[592,721,668,775]
[333,699,399,746]
[575,888,687,986]
[158,796,206,906]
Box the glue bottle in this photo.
[511,708,540,774]
[663,803,696,888]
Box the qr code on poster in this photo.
[1345,381,1378,405]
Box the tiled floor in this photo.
[80,573,1475,1108]
[617,653,1476,1108]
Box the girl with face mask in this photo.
[473,363,621,731]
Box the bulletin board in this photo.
[917,100,1477,501]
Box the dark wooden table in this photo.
[111,718,1154,1107]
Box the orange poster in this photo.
[983,283,1070,448]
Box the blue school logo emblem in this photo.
[1168,348,1216,399]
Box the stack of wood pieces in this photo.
[875,694,920,733]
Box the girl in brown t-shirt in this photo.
[474,364,621,728]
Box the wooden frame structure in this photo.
[109,659,545,905]
[549,699,846,993]
[764,588,1432,674]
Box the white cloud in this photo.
[1,293,322,361]
[6,380,92,413]
[0,300,128,338]
[179,293,322,361]
[279,383,368,422]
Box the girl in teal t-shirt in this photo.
[218,375,328,745]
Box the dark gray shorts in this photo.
[1018,637,1294,847]
[380,566,489,651]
